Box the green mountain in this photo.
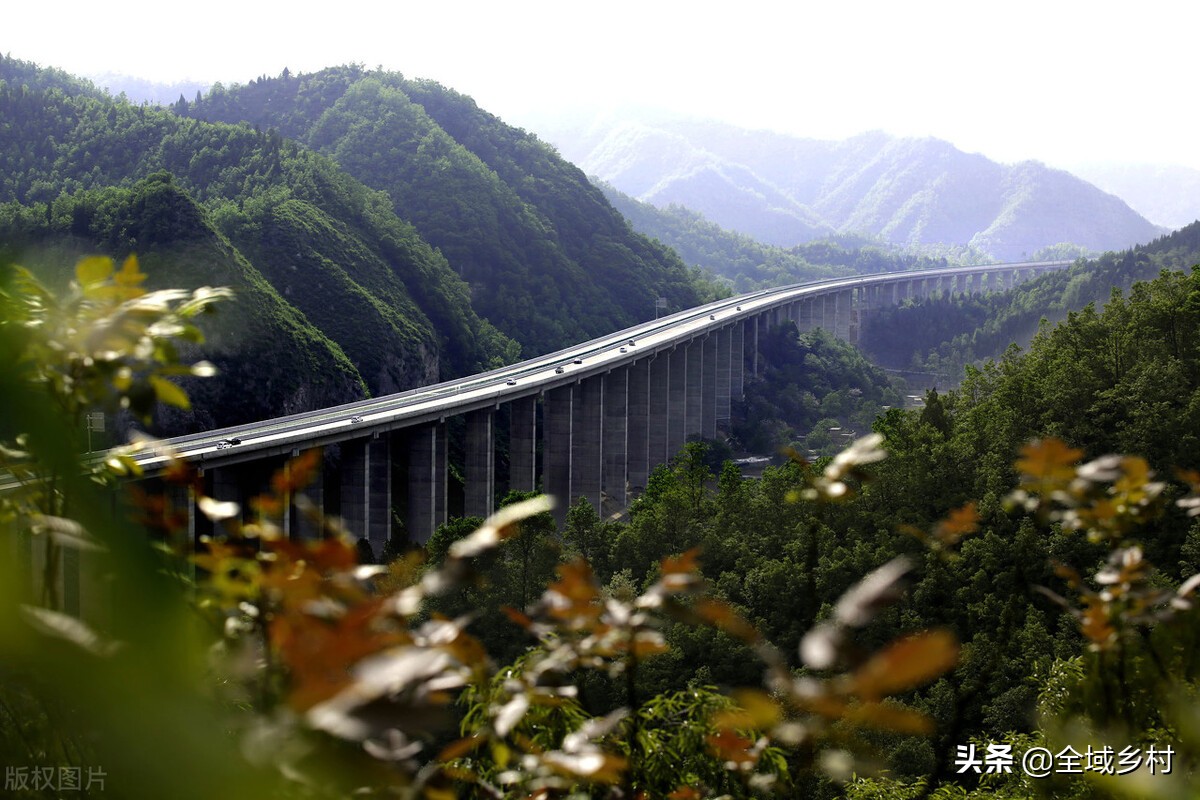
[538,113,1165,260]
[0,176,368,430]
[0,58,726,436]
[0,55,516,432]
[175,67,714,350]
[600,183,962,291]
[859,220,1200,376]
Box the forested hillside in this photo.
[0,56,521,433]
[861,221,1200,376]
[0,176,369,430]
[497,264,1200,796]
[733,326,903,455]
[10,53,1200,800]
[175,66,715,352]
[602,183,960,290]
[0,57,727,435]
[541,114,1163,260]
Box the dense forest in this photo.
[861,222,1200,376]
[0,56,513,431]
[6,53,1200,800]
[601,185,965,292]
[732,325,904,456]
[173,65,720,354]
[411,261,1200,797]
[6,248,1200,798]
[0,57,719,434]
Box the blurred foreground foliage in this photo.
[0,257,957,798]
[4,258,1200,799]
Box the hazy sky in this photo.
[9,0,1198,169]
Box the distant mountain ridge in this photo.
[539,114,1165,261]
[599,184,960,292]
[1067,161,1200,231]
[859,219,1200,379]
[87,72,210,107]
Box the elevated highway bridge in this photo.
[130,261,1069,548]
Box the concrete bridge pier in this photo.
[367,437,392,553]
[341,435,393,555]
[603,368,629,509]
[848,294,861,344]
[544,384,574,525]
[813,295,827,331]
[751,316,760,378]
[731,322,745,400]
[800,298,816,332]
[834,290,852,340]
[406,423,446,544]
[571,375,604,515]
[626,360,651,495]
[464,409,495,519]
[701,335,717,440]
[685,339,704,441]
[667,346,688,457]
[862,285,878,311]
[716,326,732,429]
[509,396,538,493]
[648,353,671,467]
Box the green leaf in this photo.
[75,256,114,286]
[113,254,147,288]
[149,375,191,410]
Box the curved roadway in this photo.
[130,260,1070,473]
